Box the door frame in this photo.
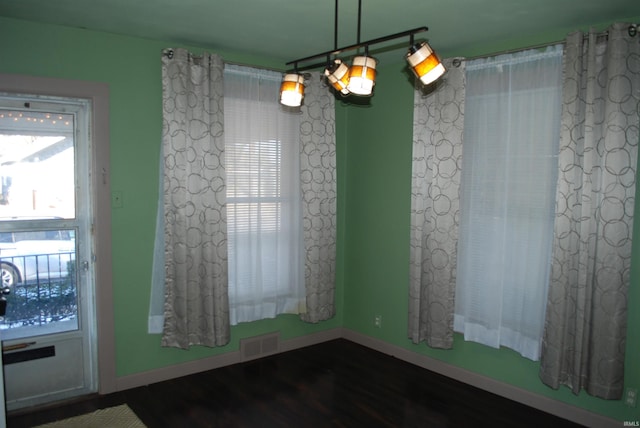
[0,73,115,395]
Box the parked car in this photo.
[0,230,75,287]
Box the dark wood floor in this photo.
[7,339,585,427]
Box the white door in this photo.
[0,95,96,410]
[0,322,6,428]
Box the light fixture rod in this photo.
[357,0,362,45]
[286,26,429,71]
[334,0,339,50]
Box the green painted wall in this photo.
[0,17,344,376]
[341,54,640,423]
[2,14,639,424]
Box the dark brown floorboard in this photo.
[7,339,585,427]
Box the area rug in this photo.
[35,404,146,428]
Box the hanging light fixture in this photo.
[279,72,305,107]
[347,55,377,96]
[406,40,446,85]
[279,0,445,106]
[324,59,351,95]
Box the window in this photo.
[454,46,563,360]
[224,65,304,325]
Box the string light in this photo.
[0,111,72,128]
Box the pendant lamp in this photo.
[324,59,351,95]
[406,41,446,86]
[279,73,305,107]
[346,55,377,96]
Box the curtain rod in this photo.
[162,49,288,73]
[461,30,609,63]
[163,24,614,72]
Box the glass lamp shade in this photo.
[279,73,305,107]
[406,41,446,85]
[324,59,351,95]
[347,56,377,96]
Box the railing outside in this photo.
[0,254,76,328]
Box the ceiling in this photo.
[1,0,638,68]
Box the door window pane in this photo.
[0,228,78,339]
[0,110,75,220]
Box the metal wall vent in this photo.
[239,332,280,362]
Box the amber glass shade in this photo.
[324,59,351,95]
[279,73,305,107]
[406,41,446,85]
[347,56,377,96]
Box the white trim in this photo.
[341,329,620,428]
[116,347,241,392]
[115,328,343,391]
[279,327,343,353]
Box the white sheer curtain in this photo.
[454,46,563,360]
[224,64,305,325]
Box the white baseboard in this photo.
[115,327,618,428]
[341,329,620,428]
[114,327,343,392]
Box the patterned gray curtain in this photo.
[408,59,466,349]
[160,48,230,349]
[539,23,640,399]
[299,73,337,323]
